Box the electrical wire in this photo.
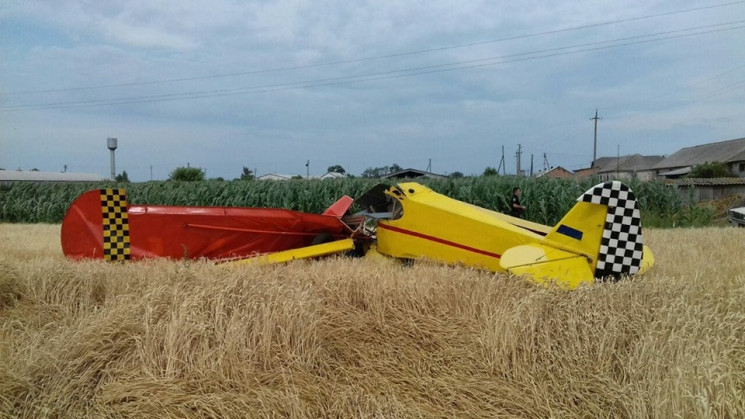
[4,0,744,96]
[3,21,743,112]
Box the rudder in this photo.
[544,181,646,280]
[579,181,644,279]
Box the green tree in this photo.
[169,166,205,181]
[240,166,255,180]
[449,171,464,178]
[361,167,384,178]
[361,163,402,178]
[687,161,732,178]
[327,165,346,174]
[115,170,130,183]
[483,167,498,176]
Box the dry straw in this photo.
[1,224,744,417]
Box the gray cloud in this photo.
[2,1,744,180]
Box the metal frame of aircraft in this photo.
[61,180,654,289]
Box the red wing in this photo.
[61,189,350,261]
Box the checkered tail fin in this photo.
[545,181,645,281]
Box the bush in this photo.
[169,167,206,181]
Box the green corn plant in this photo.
[1,176,694,227]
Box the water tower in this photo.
[107,137,118,180]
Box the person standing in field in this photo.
[510,187,526,218]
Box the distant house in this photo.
[535,166,573,179]
[380,168,446,180]
[595,154,665,181]
[573,167,595,180]
[257,173,295,181]
[668,177,745,203]
[0,170,107,185]
[654,137,745,179]
[257,172,346,181]
[319,172,346,180]
[573,154,664,181]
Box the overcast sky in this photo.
[2,0,744,181]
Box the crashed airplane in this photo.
[61,180,654,289]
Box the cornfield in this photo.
[0,177,703,227]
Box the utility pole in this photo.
[543,153,550,173]
[305,160,309,179]
[501,146,506,175]
[426,158,431,172]
[515,144,522,177]
[530,154,534,177]
[497,145,506,175]
[150,165,153,181]
[590,109,601,173]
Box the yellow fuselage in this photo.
[376,183,549,272]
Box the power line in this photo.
[603,63,745,113]
[4,21,743,112]
[4,0,744,96]
[665,78,745,107]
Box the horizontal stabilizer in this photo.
[224,238,355,266]
[638,245,656,276]
[500,244,594,289]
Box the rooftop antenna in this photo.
[107,137,118,181]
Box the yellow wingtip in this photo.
[223,238,355,267]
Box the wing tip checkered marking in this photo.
[100,189,130,262]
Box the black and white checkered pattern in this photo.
[579,181,644,281]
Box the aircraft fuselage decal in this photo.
[378,223,502,259]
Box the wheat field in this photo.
[1,224,744,418]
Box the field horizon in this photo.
[1,224,744,417]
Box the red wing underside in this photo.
[61,189,350,261]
